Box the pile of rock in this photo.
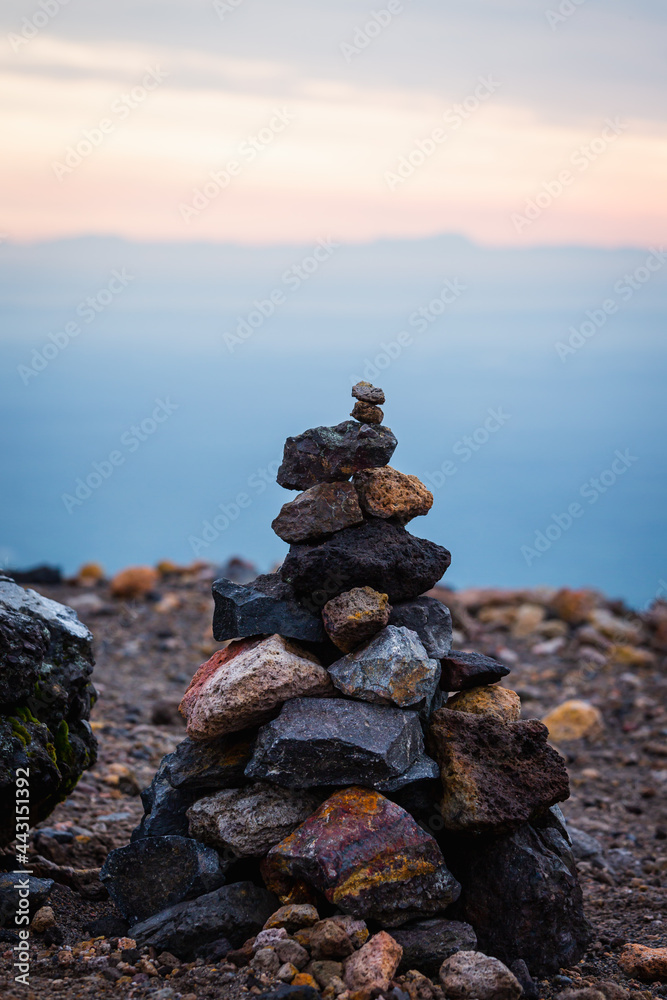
[102,383,591,990]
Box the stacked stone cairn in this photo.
[102,384,591,992]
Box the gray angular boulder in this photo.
[272,482,364,543]
[132,881,278,959]
[277,420,397,491]
[188,782,319,857]
[328,625,440,715]
[389,597,453,658]
[100,835,228,924]
[0,577,97,845]
[245,697,438,792]
[212,574,325,643]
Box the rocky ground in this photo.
[1,563,666,1000]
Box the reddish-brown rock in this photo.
[272,482,364,544]
[351,400,384,424]
[110,566,158,599]
[262,787,460,926]
[618,943,667,982]
[352,382,385,405]
[353,466,433,524]
[179,635,333,740]
[427,710,570,832]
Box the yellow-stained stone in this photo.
[446,686,521,722]
[541,700,604,742]
[292,973,320,989]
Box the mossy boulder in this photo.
[0,576,97,845]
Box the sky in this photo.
[2,0,666,247]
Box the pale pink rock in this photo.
[179,634,333,740]
[343,931,402,994]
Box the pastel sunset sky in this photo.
[2,0,666,246]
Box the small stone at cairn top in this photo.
[352,381,385,405]
[351,400,384,424]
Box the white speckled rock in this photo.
[439,951,522,1000]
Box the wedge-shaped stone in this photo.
[245,698,438,792]
[281,519,451,606]
[328,626,440,714]
[322,587,391,653]
[272,482,364,543]
[262,787,460,926]
[277,420,397,491]
[212,574,325,643]
[353,466,433,523]
[427,710,569,833]
[132,882,278,960]
[187,783,319,857]
[450,818,591,976]
[439,649,509,691]
[389,597,453,658]
[179,635,333,740]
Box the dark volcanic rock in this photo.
[100,835,228,924]
[427,711,570,833]
[277,420,397,491]
[389,597,453,659]
[272,483,364,544]
[322,587,391,653]
[245,697,438,792]
[352,382,385,405]
[281,519,451,607]
[328,626,441,714]
[439,649,510,691]
[449,822,592,976]
[0,873,53,928]
[262,787,460,926]
[212,574,325,643]
[259,987,321,1000]
[132,881,278,959]
[0,578,97,846]
[133,734,254,839]
[390,918,478,975]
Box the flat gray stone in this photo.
[245,697,438,791]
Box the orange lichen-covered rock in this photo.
[446,686,521,722]
[110,565,158,599]
[541,700,604,743]
[618,943,667,982]
[322,587,391,653]
[179,634,333,740]
[261,787,460,926]
[353,466,433,524]
[427,710,569,833]
[550,587,597,625]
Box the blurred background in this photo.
[0,0,665,606]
